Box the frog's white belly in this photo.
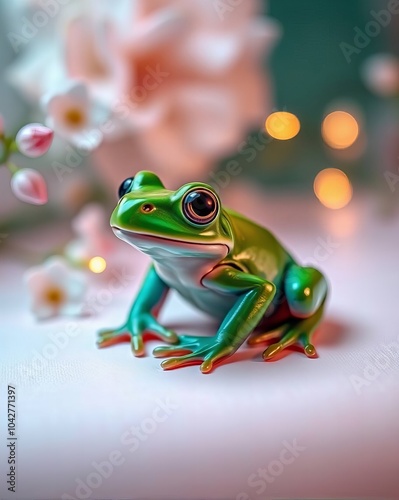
[153,245,236,319]
[113,228,235,318]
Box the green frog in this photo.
[97,171,328,373]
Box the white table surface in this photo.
[1,183,398,500]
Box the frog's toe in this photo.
[200,353,224,373]
[262,342,284,360]
[158,338,233,372]
[97,326,129,348]
[200,359,214,373]
[131,335,145,357]
[299,338,318,358]
[262,324,302,360]
[262,328,319,360]
[200,345,234,373]
[161,353,202,370]
[153,345,193,358]
[247,329,282,346]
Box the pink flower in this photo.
[10,168,48,205]
[97,1,278,185]
[15,123,53,158]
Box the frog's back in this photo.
[223,208,295,285]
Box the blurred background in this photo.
[2,4,399,498]
[0,0,398,247]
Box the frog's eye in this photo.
[182,188,219,225]
[118,176,135,199]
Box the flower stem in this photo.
[0,136,16,166]
[6,162,19,175]
[9,140,18,153]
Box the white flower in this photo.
[42,81,109,150]
[15,123,53,158]
[24,256,88,319]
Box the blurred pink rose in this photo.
[65,0,279,187]
[7,0,279,188]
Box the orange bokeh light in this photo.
[88,256,107,273]
[322,111,359,149]
[265,112,300,140]
[314,168,353,209]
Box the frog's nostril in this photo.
[140,203,155,213]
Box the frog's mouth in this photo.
[111,226,230,258]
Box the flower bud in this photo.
[11,168,48,205]
[15,123,53,158]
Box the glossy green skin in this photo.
[98,171,328,373]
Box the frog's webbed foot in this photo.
[261,323,318,360]
[153,335,233,373]
[249,325,317,357]
[97,315,178,356]
[255,307,324,360]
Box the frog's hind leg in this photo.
[262,308,323,360]
[261,264,328,360]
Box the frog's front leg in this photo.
[153,265,276,373]
[97,265,178,356]
[256,264,328,360]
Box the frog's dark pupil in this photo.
[183,189,218,224]
[118,177,134,198]
[189,192,215,217]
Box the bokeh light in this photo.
[265,112,300,140]
[313,168,353,209]
[322,111,359,149]
[88,256,107,273]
